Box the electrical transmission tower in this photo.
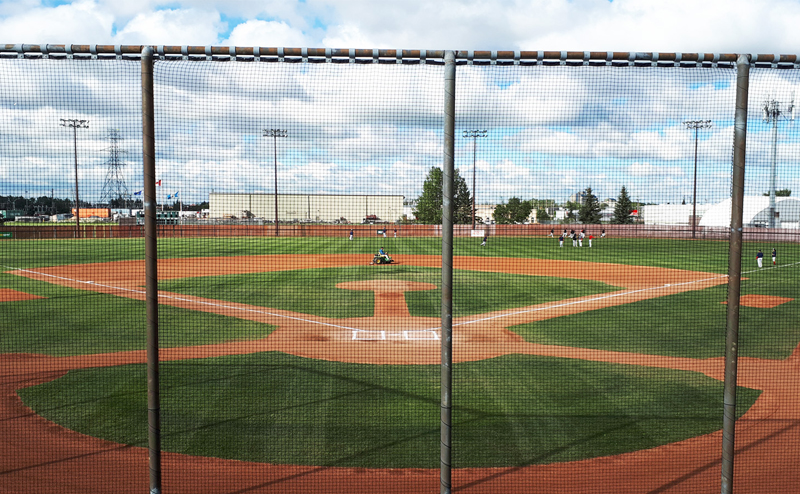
[99,129,131,208]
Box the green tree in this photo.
[413,167,473,224]
[612,186,635,224]
[578,187,602,224]
[763,189,791,197]
[536,208,551,223]
[493,197,533,224]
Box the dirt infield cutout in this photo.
[722,294,794,309]
[0,288,44,302]
[3,254,800,493]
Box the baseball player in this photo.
[570,229,577,247]
[349,229,354,241]
[588,234,594,247]
[772,248,777,265]
[579,229,585,247]
[558,233,564,247]
[481,235,487,247]
[757,249,764,268]
[548,228,554,237]
[601,229,606,238]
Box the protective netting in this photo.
[1,53,799,493]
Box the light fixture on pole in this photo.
[60,118,89,235]
[263,129,288,236]
[762,96,794,228]
[462,129,487,230]
[683,119,712,239]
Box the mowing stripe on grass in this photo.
[3,265,365,333]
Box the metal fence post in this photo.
[141,45,162,494]
[441,49,456,494]
[721,53,750,494]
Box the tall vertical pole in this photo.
[61,118,88,236]
[72,127,81,234]
[274,134,279,236]
[692,127,698,238]
[472,136,476,230]
[769,115,778,228]
[263,129,287,236]
[720,53,750,494]
[441,49,456,494]
[683,120,711,238]
[141,45,162,494]
[463,130,487,230]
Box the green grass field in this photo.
[18,352,761,468]
[158,266,620,318]
[3,234,798,468]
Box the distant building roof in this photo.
[699,196,800,227]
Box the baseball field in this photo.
[2,234,799,493]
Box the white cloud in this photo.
[224,19,310,47]
[113,8,224,45]
[0,0,113,43]
[628,162,684,177]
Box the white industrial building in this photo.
[641,204,714,225]
[209,193,404,223]
[699,196,800,228]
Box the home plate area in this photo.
[352,329,440,340]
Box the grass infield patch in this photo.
[158,266,621,319]
[0,273,276,356]
[19,352,760,468]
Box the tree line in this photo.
[0,195,208,216]
[411,167,638,225]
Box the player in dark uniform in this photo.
[772,248,777,265]
[757,249,764,268]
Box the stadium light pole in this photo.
[462,129,487,230]
[263,129,288,236]
[683,120,712,239]
[60,118,89,236]
[762,97,795,228]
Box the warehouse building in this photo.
[209,193,404,223]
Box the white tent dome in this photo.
[699,196,800,227]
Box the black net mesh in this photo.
[1,52,798,493]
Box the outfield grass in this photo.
[4,235,791,272]
[18,351,760,468]
[158,266,621,319]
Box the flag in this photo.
[167,194,172,199]
[134,190,142,196]
[156,180,162,186]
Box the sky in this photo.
[3,0,800,209]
